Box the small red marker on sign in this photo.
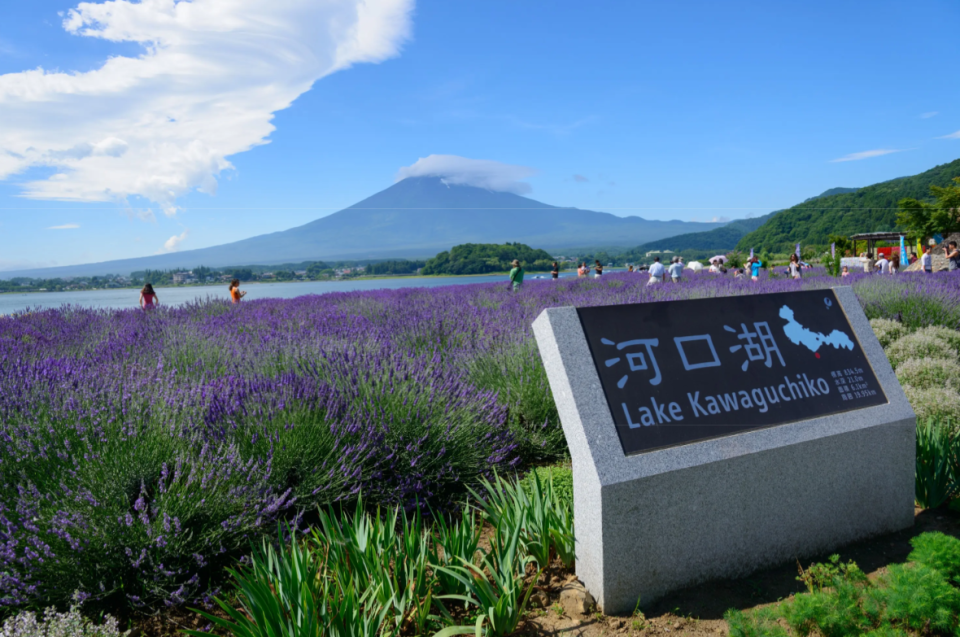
[815,353,820,359]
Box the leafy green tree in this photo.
[897,177,960,241]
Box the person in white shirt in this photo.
[647,257,666,285]
[875,256,890,274]
[921,249,933,273]
[667,257,683,282]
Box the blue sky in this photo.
[1,0,959,271]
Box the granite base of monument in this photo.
[532,287,915,614]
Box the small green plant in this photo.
[552,603,564,617]
[434,517,541,637]
[431,503,483,600]
[724,607,787,637]
[915,418,956,509]
[469,471,574,571]
[908,532,960,583]
[866,563,960,633]
[797,554,866,593]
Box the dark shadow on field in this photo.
[642,506,960,620]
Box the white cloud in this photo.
[829,149,904,163]
[0,0,414,215]
[160,229,189,253]
[709,216,731,223]
[921,111,939,119]
[47,223,80,229]
[396,155,538,194]
[939,130,960,139]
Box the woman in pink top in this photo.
[139,283,159,310]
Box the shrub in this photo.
[521,465,573,510]
[908,532,960,584]
[915,419,957,509]
[865,563,960,633]
[870,318,909,349]
[913,325,960,353]
[885,332,955,368]
[1,606,128,637]
[895,358,960,391]
[724,608,787,637]
[902,386,960,424]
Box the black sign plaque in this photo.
[576,289,888,456]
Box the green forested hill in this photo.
[621,213,776,260]
[736,159,960,253]
[421,243,555,275]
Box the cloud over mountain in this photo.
[396,155,537,194]
[0,0,414,214]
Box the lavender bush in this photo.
[0,268,957,613]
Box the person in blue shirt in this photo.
[749,256,762,281]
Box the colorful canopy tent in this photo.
[849,232,913,258]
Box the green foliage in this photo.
[725,250,746,269]
[469,471,575,571]
[866,563,960,633]
[908,532,960,584]
[824,250,842,277]
[189,473,574,637]
[421,243,556,276]
[896,176,960,241]
[797,554,867,593]
[430,504,483,600]
[724,607,787,637]
[895,358,960,391]
[188,524,389,637]
[434,519,539,637]
[521,466,572,511]
[915,418,957,509]
[737,158,960,252]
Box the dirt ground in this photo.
[520,505,960,636]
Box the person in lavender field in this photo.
[788,253,802,279]
[577,262,588,277]
[945,241,960,272]
[749,256,762,281]
[594,260,603,277]
[229,279,247,304]
[139,283,159,310]
[668,256,684,283]
[509,260,524,291]
[647,256,665,285]
[921,247,933,273]
[551,261,560,280]
[874,253,890,275]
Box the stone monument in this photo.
[532,287,915,614]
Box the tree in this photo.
[897,177,960,241]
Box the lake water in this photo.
[0,271,593,315]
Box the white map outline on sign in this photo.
[779,305,854,353]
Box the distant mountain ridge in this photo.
[620,186,856,257]
[3,177,726,278]
[737,160,960,252]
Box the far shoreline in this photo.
[0,267,605,297]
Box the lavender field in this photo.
[0,269,958,613]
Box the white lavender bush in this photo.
[895,358,960,391]
[913,325,960,353]
[0,606,127,637]
[885,332,956,369]
[870,318,910,349]
[902,385,960,425]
